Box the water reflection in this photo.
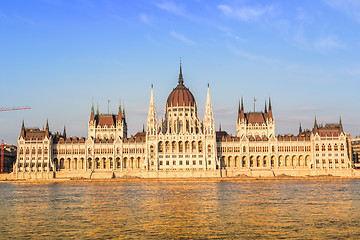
[0,180,360,239]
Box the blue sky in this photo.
[1,0,360,144]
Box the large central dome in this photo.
[166,65,196,107]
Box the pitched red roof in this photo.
[24,129,48,140]
[245,112,269,124]
[97,115,115,127]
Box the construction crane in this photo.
[0,106,30,172]
[0,106,31,112]
[1,140,5,173]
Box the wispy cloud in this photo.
[293,26,346,52]
[155,1,185,16]
[298,106,324,112]
[218,4,276,22]
[229,46,280,65]
[140,13,152,25]
[217,26,247,41]
[314,35,346,52]
[324,0,360,22]
[170,31,196,45]
[15,15,35,25]
[214,107,235,116]
[130,108,148,115]
[0,12,7,19]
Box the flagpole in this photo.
[254,97,255,112]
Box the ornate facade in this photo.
[14,65,353,179]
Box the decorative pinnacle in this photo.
[178,61,183,85]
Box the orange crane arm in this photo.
[0,106,31,112]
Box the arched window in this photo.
[192,141,196,152]
[158,142,164,153]
[322,144,325,151]
[334,144,338,151]
[328,144,332,151]
[243,146,246,152]
[315,144,319,151]
[185,141,190,153]
[179,141,184,153]
[198,141,203,153]
[207,144,212,153]
[165,141,170,153]
[340,144,344,151]
[172,141,177,153]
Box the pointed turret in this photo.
[147,85,158,135]
[265,100,267,113]
[339,116,343,132]
[122,105,126,121]
[239,97,245,120]
[118,101,122,120]
[268,97,273,119]
[45,119,49,136]
[21,120,25,137]
[204,84,215,135]
[90,101,95,121]
[313,116,318,132]
[63,126,66,139]
[299,122,302,134]
[178,62,184,85]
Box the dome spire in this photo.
[178,60,183,85]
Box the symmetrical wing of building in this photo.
[14,65,353,179]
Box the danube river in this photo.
[1,179,360,239]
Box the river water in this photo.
[0,179,359,239]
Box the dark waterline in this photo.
[1,180,360,239]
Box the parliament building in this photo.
[14,65,354,179]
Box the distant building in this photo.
[1,145,17,173]
[13,65,353,179]
[352,136,360,168]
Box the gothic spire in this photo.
[21,120,25,137]
[265,100,267,113]
[90,100,95,121]
[239,97,245,120]
[268,97,273,119]
[178,62,184,85]
[46,119,49,131]
[339,116,343,132]
[313,116,318,132]
[147,85,158,135]
[63,126,66,139]
[204,84,215,135]
[118,100,122,120]
[299,122,302,134]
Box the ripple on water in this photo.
[0,179,359,239]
